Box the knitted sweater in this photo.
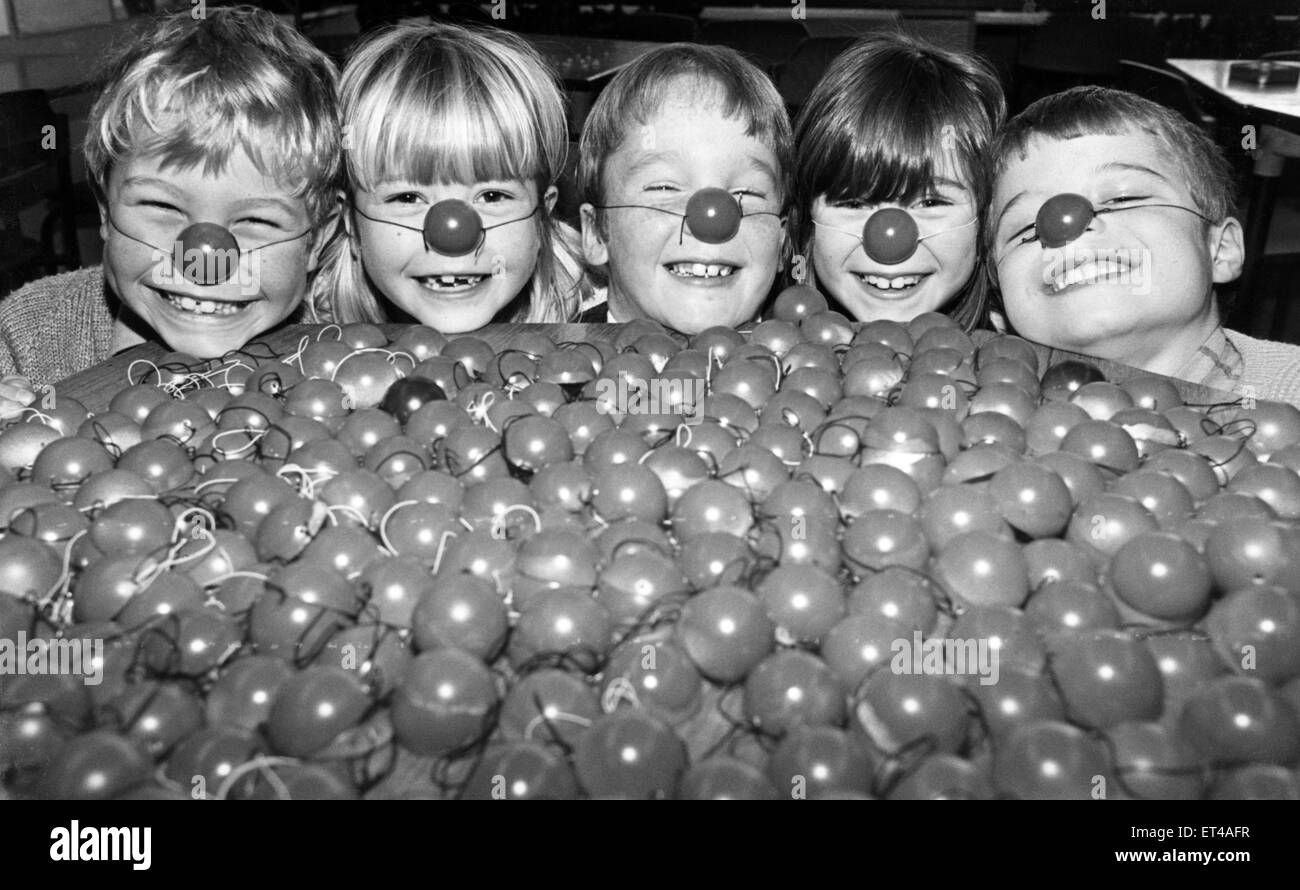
[0,266,116,387]
[1223,328,1300,407]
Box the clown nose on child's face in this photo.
[172,223,242,285]
[423,200,485,256]
[683,188,742,244]
[1035,193,1096,249]
[862,208,921,265]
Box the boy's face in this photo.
[810,157,977,323]
[351,179,555,332]
[100,147,321,359]
[581,89,785,334]
[990,130,1242,364]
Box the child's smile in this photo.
[418,273,490,294]
[665,262,738,281]
[152,288,256,316]
[854,272,927,292]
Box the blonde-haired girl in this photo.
[317,22,588,330]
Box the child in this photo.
[577,44,791,334]
[0,6,340,410]
[319,22,588,331]
[986,86,1300,406]
[790,32,1005,330]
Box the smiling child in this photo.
[987,87,1300,406]
[791,33,1005,329]
[319,22,588,331]
[0,6,340,412]
[577,44,791,334]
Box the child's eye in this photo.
[830,198,867,210]
[478,190,514,204]
[916,195,954,209]
[644,184,679,193]
[139,199,181,212]
[732,188,764,200]
[1101,195,1149,207]
[385,192,425,205]
[240,216,281,229]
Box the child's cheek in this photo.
[104,233,159,307]
[1004,258,1048,328]
[952,234,979,284]
[269,257,310,322]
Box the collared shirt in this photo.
[1172,325,1245,395]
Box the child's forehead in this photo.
[110,145,310,203]
[929,153,973,187]
[610,139,779,177]
[1010,129,1175,177]
[611,108,780,176]
[628,78,768,139]
[993,129,1185,203]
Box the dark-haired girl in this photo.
[790,32,1005,330]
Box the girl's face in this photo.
[810,158,977,324]
[352,178,553,332]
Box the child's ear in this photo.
[543,185,559,216]
[1210,216,1245,284]
[91,174,112,243]
[579,203,608,266]
[96,197,110,244]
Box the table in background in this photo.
[54,324,1241,415]
[1169,58,1300,339]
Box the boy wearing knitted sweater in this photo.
[987,87,1300,407]
[0,7,340,417]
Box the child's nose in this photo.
[424,200,484,256]
[683,188,741,244]
[1035,193,1096,248]
[863,208,919,265]
[174,223,242,286]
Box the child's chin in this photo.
[414,308,496,335]
[152,312,264,359]
[848,301,930,325]
[658,295,762,334]
[664,309,748,336]
[1027,320,1129,357]
[160,327,254,359]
